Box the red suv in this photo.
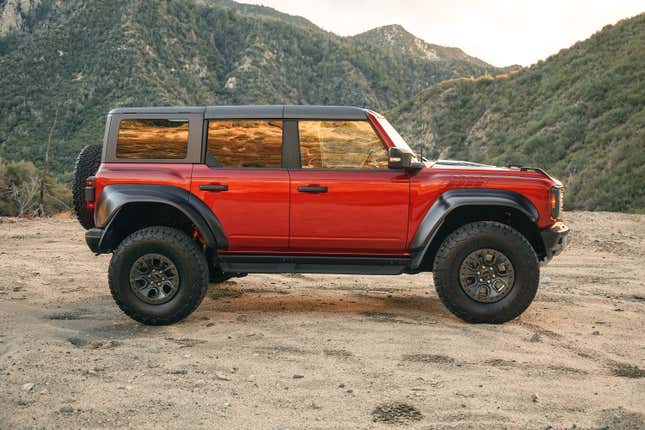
[73,105,568,325]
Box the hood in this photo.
[430,159,561,186]
[431,159,495,168]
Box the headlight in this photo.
[550,186,563,218]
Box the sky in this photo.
[236,0,644,67]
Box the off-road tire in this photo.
[72,144,102,229]
[108,227,209,325]
[433,221,539,324]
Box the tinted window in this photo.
[299,121,388,169]
[207,120,283,168]
[116,119,189,159]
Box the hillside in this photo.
[351,25,493,69]
[0,0,500,178]
[389,14,645,212]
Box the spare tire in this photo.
[72,144,102,230]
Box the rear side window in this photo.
[116,119,189,159]
[298,120,388,169]
[207,120,283,168]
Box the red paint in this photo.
[367,111,396,148]
[191,165,290,252]
[93,163,193,203]
[289,170,410,253]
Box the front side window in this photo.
[298,120,388,169]
[207,120,283,168]
[116,119,189,159]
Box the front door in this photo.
[289,120,410,254]
[191,119,289,253]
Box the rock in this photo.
[541,276,552,284]
[531,394,539,403]
[206,322,215,327]
[338,383,345,388]
[21,382,35,392]
[60,405,74,414]
[530,334,542,343]
[169,369,187,375]
[292,374,304,379]
[215,371,230,381]
[592,331,600,335]
[89,340,120,349]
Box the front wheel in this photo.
[108,227,209,325]
[432,221,539,324]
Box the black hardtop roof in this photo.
[109,105,371,120]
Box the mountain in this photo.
[352,25,493,68]
[0,0,501,178]
[389,13,645,213]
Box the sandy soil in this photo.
[0,211,643,429]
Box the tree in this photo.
[9,174,40,217]
[38,109,59,216]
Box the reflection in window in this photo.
[298,121,388,169]
[116,119,189,159]
[207,120,283,168]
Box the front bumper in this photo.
[540,222,569,263]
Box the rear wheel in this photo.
[108,227,208,325]
[72,144,102,229]
[432,221,539,324]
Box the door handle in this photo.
[200,184,228,192]
[298,185,328,193]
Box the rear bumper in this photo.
[85,228,104,254]
[540,222,569,263]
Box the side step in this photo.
[217,255,411,275]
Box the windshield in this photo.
[374,116,413,152]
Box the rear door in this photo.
[289,120,410,254]
[191,118,290,252]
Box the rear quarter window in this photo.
[116,119,189,159]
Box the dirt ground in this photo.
[0,211,643,429]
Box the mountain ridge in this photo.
[388,13,645,212]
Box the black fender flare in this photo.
[409,188,539,269]
[94,184,227,251]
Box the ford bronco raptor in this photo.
[73,105,569,325]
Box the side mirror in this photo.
[388,147,423,171]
